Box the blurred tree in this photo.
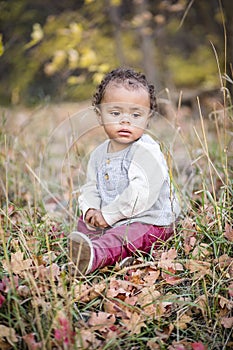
[0,0,231,105]
[107,0,125,66]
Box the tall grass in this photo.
[0,83,232,350]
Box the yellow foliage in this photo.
[110,0,122,6]
[80,48,97,68]
[25,23,44,49]
[167,46,218,87]
[93,72,105,84]
[67,75,85,85]
[44,50,67,75]
[0,34,4,56]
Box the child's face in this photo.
[99,84,151,152]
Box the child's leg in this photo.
[68,219,173,274]
[90,222,173,270]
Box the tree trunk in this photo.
[107,0,125,66]
[133,0,161,89]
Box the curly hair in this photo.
[92,67,157,113]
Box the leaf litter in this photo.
[0,208,233,349]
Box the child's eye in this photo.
[132,112,141,119]
[110,111,121,117]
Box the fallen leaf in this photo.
[185,260,211,278]
[89,282,106,300]
[0,293,5,307]
[2,251,33,275]
[143,269,160,284]
[162,267,184,285]
[88,311,116,331]
[191,342,207,350]
[0,339,12,350]
[75,329,102,349]
[106,278,131,298]
[195,295,209,317]
[137,286,165,317]
[160,248,177,261]
[35,263,60,281]
[192,243,211,259]
[17,285,30,298]
[224,222,233,242]
[0,276,19,293]
[22,333,43,350]
[174,314,192,330]
[218,295,233,310]
[221,317,233,329]
[122,312,146,334]
[0,325,18,345]
[228,282,233,297]
[147,338,161,350]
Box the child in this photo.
[68,67,180,275]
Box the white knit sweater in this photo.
[78,134,180,227]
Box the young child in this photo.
[68,67,180,275]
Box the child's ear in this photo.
[146,113,153,128]
[95,107,103,125]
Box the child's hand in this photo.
[85,209,109,229]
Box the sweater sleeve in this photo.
[101,143,167,226]
[78,152,101,218]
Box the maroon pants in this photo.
[77,218,174,271]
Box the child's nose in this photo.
[120,113,131,124]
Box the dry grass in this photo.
[0,93,232,349]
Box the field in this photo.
[0,93,232,350]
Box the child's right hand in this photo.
[85,208,109,229]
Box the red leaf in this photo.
[191,342,206,350]
[23,334,42,350]
[0,292,5,307]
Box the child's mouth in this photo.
[118,129,131,136]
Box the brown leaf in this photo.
[224,222,233,242]
[218,295,233,310]
[158,248,183,273]
[122,312,146,334]
[75,329,102,349]
[35,263,60,281]
[88,311,116,330]
[104,293,137,319]
[0,325,18,345]
[147,338,161,350]
[17,285,30,298]
[174,314,192,330]
[88,311,116,331]
[73,283,90,302]
[162,267,184,285]
[160,248,177,261]
[228,282,233,297]
[221,317,233,329]
[2,251,33,275]
[106,278,131,298]
[137,286,166,317]
[185,260,211,278]
[192,243,211,259]
[195,294,208,317]
[143,269,160,284]
[0,339,12,350]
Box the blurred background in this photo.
[0,0,232,107]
